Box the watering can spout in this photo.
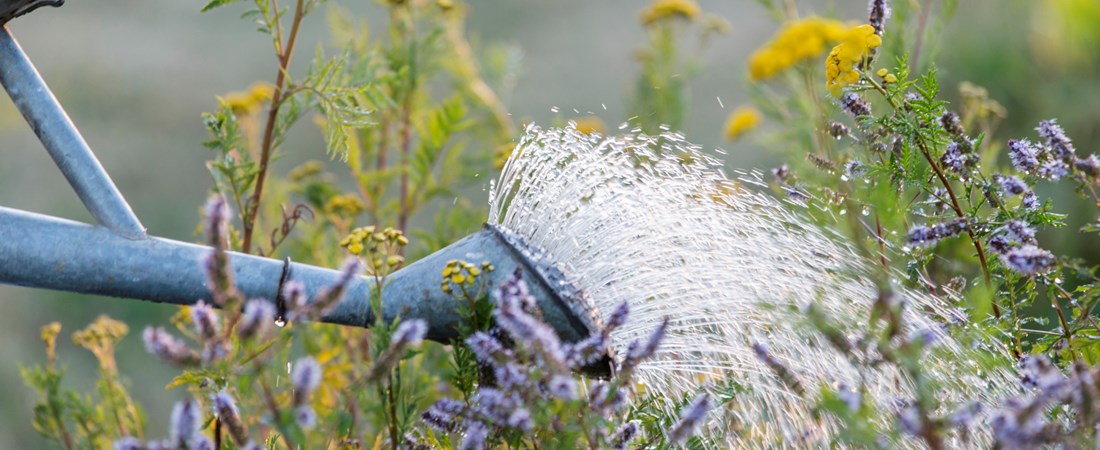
[0,206,603,352]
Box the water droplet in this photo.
[275,317,287,328]
[861,208,869,216]
[550,106,559,113]
[840,175,849,181]
[839,209,847,215]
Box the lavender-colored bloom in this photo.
[621,317,668,372]
[1037,119,1075,161]
[949,402,983,430]
[1004,220,1036,244]
[1018,355,1066,393]
[564,333,608,368]
[201,342,228,364]
[987,234,1014,254]
[495,273,566,368]
[588,381,626,414]
[459,421,489,450]
[190,301,219,340]
[836,384,861,412]
[466,332,507,365]
[114,437,145,450]
[828,122,849,138]
[212,392,247,445]
[603,302,630,332]
[609,421,640,450]
[907,218,967,246]
[897,405,922,436]
[939,141,973,174]
[1076,154,1100,177]
[1000,245,1055,275]
[193,436,214,450]
[751,341,806,395]
[237,299,275,340]
[143,327,199,367]
[1007,139,1040,172]
[505,407,533,430]
[204,195,230,248]
[547,374,578,400]
[910,325,945,348]
[868,0,890,35]
[1038,159,1069,180]
[840,93,871,118]
[493,362,527,391]
[844,160,865,179]
[939,111,964,137]
[292,356,322,407]
[306,257,360,318]
[993,174,1028,196]
[1021,191,1040,210]
[422,404,458,432]
[667,394,712,445]
[294,405,317,429]
[783,186,810,202]
[367,319,428,382]
[170,399,202,449]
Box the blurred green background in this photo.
[1,0,1096,446]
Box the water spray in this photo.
[488,125,1017,446]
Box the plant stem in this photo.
[242,0,307,254]
[914,138,1001,317]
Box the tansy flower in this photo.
[221,81,275,115]
[748,17,848,81]
[723,106,761,141]
[640,0,700,25]
[824,24,882,97]
[572,116,606,135]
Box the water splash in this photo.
[488,125,1015,447]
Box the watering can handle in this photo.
[0,0,63,25]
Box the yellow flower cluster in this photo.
[324,194,365,219]
[72,315,129,371]
[340,226,408,275]
[289,161,325,182]
[875,68,898,84]
[221,81,275,115]
[724,106,761,141]
[572,116,606,135]
[824,24,882,97]
[440,259,494,294]
[640,0,700,25]
[747,17,848,81]
[493,142,516,170]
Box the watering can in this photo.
[0,4,603,361]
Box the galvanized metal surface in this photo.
[0,0,63,25]
[0,206,596,343]
[0,27,146,239]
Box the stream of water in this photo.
[488,124,1015,447]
